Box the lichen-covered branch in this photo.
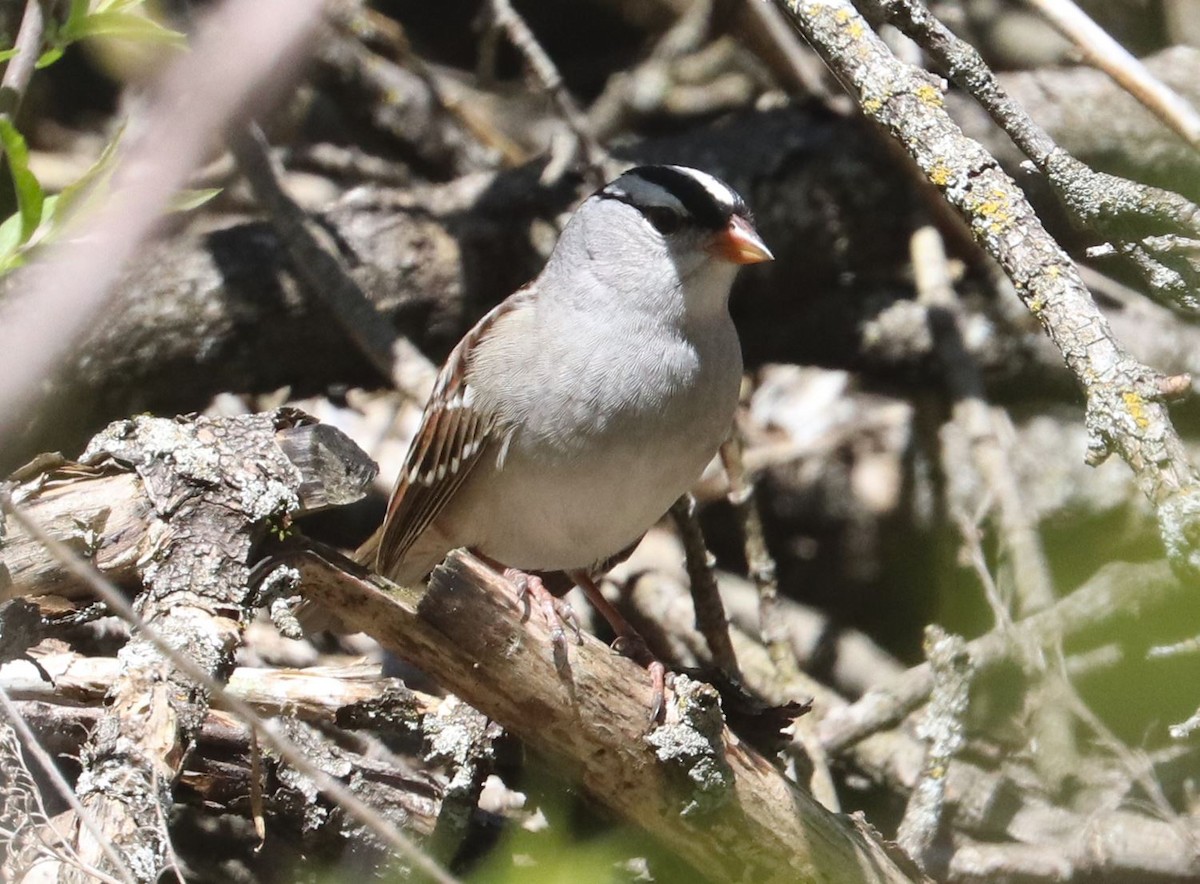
[776,0,1200,582]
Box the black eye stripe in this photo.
[642,205,682,234]
[596,165,744,232]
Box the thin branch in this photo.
[817,560,1181,753]
[669,492,741,680]
[1169,706,1200,740]
[0,0,44,117]
[1024,0,1200,152]
[895,626,972,872]
[719,434,794,680]
[0,685,138,883]
[912,223,1080,789]
[230,124,418,388]
[488,0,611,183]
[775,0,1200,585]
[861,0,1200,309]
[0,492,460,884]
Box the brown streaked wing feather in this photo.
[375,294,526,577]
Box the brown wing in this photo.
[374,296,522,578]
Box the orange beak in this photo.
[706,214,774,265]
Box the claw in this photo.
[611,634,666,724]
[648,660,666,724]
[504,568,578,666]
[556,598,584,645]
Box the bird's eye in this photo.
[643,206,683,234]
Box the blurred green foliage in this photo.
[0,0,195,274]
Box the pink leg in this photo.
[502,568,583,651]
[570,571,666,722]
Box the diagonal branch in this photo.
[860,0,1200,312]
[294,548,919,884]
[0,0,45,118]
[1023,0,1200,152]
[775,0,1200,581]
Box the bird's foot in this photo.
[611,633,667,722]
[569,571,668,724]
[504,568,583,657]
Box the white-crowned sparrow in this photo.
[364,164,771,659]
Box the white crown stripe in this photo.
[665,165,738,212]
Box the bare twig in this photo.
[860,0,1200,312]
[0,0,44,117]
[719,435,793,680]
[735,0,832,97]
[1169,706,1200,740]
[669,493,741,680]
[230,124,422,387]
[488,0,610,183]
[0,685,137,883]
[1149,635,1200,659]
[1024,0,1200,152]
[895,626,972,872]
[817,560,1181,753]
[912,224,1079,788]
[0,494,459,884]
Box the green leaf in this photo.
[96,0,150,12]
[0,117,45,244]
[0,211,24,264]
[0,49,19,63]
[168,187,221,213]
[63,11,187,47]
[35,47,64,68]
[66,0,90,29]
[50,122,124,228]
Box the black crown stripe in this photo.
[598,165,742,232]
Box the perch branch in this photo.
[292,548,917,883]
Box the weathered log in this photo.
[2,659,492,874]
[1,411,376,601]
[0,411,376,882]
[294,549,920,883]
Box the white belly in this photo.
[439,332,740,571]
[449,421,725,570]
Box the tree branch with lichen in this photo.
[775,0,1200,583]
